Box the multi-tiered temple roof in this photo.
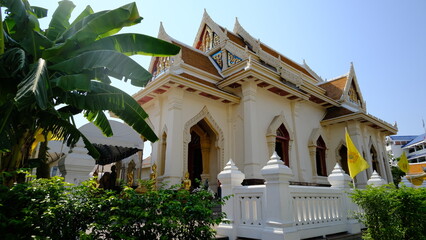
[134,11,397,135]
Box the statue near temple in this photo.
[127,160,136,186]
[183,172,191,191]
[150,163,158,190]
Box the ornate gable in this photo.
[196,25,221,52]
[342,63,365,110]
[193,10,227,53]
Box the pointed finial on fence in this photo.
[367,170,386,186]
[328,163,351,188]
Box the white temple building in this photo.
[133,11,397,192]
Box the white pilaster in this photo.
[241,81,262,180]
[347,123,368,188]
[163,88,184,186]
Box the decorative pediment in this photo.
[196,25,221,52]
[193,10,228,53]
[342,63,366,110]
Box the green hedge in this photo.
[0,177,227,239]
[350,184,426,240]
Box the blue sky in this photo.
[30,0,426,135]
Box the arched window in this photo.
[275,124,290,166]
[370,146,380,175]
[316,136,327,176]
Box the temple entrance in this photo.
[188,131,203,189]
[187,119,218,192]
[339,145,349,175]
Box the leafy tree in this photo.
[351,184,426,240]
[0,177,227,239]
[0,0,180,184]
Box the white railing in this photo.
[291,187,344,228]
[216,157,378,240]
[234,186,265,227]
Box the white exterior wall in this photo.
[143,84,392,188]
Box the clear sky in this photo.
[29,0,426,135]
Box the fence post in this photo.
[328,163,361,234]
[260,152,300,240]
[217,159,245,240]
[367,170,386,186]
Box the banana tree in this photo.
[0,0,180,184]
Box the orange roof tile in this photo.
[318,76,347,100]
[259,43,315,79]
[227,32,246,48]
[172,41,221,78]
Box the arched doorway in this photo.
[187,119,218,191]
[188,131,203,188]
[338,145,349,175]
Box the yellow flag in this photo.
[398,151,409,173]
[345,130,370,178]
[31,129,62,152]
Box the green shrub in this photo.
[350,184,426,240]
[0,177,227,240]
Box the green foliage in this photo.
[391,165,406,187]
[0,177,227,239]
[350,184,426,240]
[0,0,180,180]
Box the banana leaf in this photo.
[76,33,180,57]
[37,110,100,159]
[84,110,113,137]
[15,58,49,110]
[49,50,152,87]
[69,5,94,27]
[45,0,75,41]
[43,2,142,60]
[51,74,92,91]
[2,0,45,59]
[89,81,157,142]
[30,6,48,19]
[60,90,125,112]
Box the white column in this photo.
[260,152,300,240]
[291,101,303,181]
[241,81,262,181]
[163,88,184,186]
[217,159,245,240]
[347,123,368,188]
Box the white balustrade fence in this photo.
[216,158,376,240]
[291,187,344,227]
